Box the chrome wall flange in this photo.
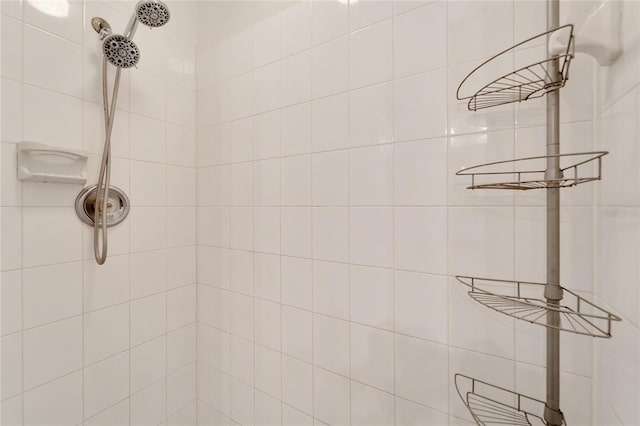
[75,185,130,227]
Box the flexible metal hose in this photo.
[94,57,122,265]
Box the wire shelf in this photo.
[454,374,565,426]
[455,276,621,338]
[456,151,608,191]
[457,25,574,111]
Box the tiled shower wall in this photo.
[592,1,640,425]
[1,1,198,424]
[194,1,605,425]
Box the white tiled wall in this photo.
[194,1,609,425]
[1,0,198,424]
[592,1,640,425]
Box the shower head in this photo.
[136,0,171,28]
[124,0,170,38]
[102,34,140,68]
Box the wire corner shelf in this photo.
[456,151,608,191]
[455,276,621,338]
[457,25,574,111]
[454,374,566,426]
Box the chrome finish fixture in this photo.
[103,34,140,68]
[91,17,112,38]
[124,0,170,39]
[75,185,130,228]
[454,374,566,426]
[456,151,608,191]
[455,276,621,338]
[456,25,574,111]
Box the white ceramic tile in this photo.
[130,250,166,300]
[311,92,349,152]
[167,124,196,167]
[167,245,196,290]
[167,323,196,373]
[229,206,253,250]
[131,70,166,121]
[23,207,82,268]
[349,82,394,148]
[167,284,196,331]
[254,298,281,351]
[23,24,82,97]
[281,50,312,107]
[313,367,350,426]
[281,207,312,258]
[281,0,312,57]
[167,206,196,247]
[230,292,254,340]
[254,110,281,160]
[1,270,21,335]
[350,144,394,205]
[1,333,22,399]
[167,363,196,416]
[84,101,130,159]
[312,207,349,262]
[83,254,129,313]
[230,249,254,296]
[394,1,446,78]
[395,396,449,426]
[312,313,351,374]
[394,69,447,142]
[349,20,393,89]
[254,62,281,114]
[282,155,312,206]
[1,79,22,143]
[281,102,312,156]
[23,317,82,390]
[349,0,393,31]
[230,377,254,425]
[84,303,129,365]
[255,390,281,426]
[254,159,281,206]
[282,355,313,415]
[254,343,281,399]
[130,207,166,252]
[254,253,281,302]
[84,398,129,426]
[312,0,348,45]
[350,323,394,392]
[1,396,22,426]
[23,85,82,150]
[395,335,448,411]
[167,34,196,90]
[23,0,83,42]
[447,0,514,66]
[1,15,22,81]
[0,207,21,271]
[313,260,349,320]
[448,207,514,278]
[131,336,166,393]
[84,352,129,418]
[312,150,349,206]
[351,381,395,426]
[282,305,312,362]
[22,261,82,329]
[23,371,82,426]
[395,138,447,206]
[167,166,196,207]
[312,36,348,99]
[254,12,281,68]
[230,335,254,385]
[394,207,447,274]
[350,207,394,268]
[395,271,448,344]
[350,265,394,330]
[130,161,166,206]
[131,293,166,346]
[282,404,313,426]
[167,82,196,129]
[230,162,253,206]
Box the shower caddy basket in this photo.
[452,15,621,426]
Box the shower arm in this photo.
[123,12,139,39]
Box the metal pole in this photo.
[544,0,564,425]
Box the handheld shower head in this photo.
[124,0,170,38]
[102,34,140,68]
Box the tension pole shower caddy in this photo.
[452,1,621,425]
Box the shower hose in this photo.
[94,57,122,265]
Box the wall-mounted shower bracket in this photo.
[91,17,112,40]
[549,0,622,66]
